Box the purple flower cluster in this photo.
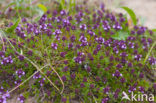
[51,43,58,50]
[74,52,85,64]
[148,57,156,65]
[0,56,13,65]
[15,69,25,78]
[17,94,25,103]
[33,72,41,79]
[0,87,10,103]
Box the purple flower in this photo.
[18,55,25,61]
[95,76,100,82]
[148,57,156,65]
[0,98,4,103]
[27,50,33,56]
[139,72,144,78]
[80,83,85,88]
[1,56,13,65]
[62,19,70,27]
[95,37,105,44]
[70,73,76,80]
[0,51,5,58]
[128,86,136,93]
[83,77,87,82]
[61,97,67,102]
[118,41,127,49]
[62,66,68,72]
[61,75,67,82]
[70,35,76,42]
[113,22,122,30]
[62,36,67,41]
[60,10,66,16]
[14,79,22,85]
[16,69,25,78]
[100,3,105,10]
[116,64,123,69]
[86,66,91,72]
[103,86,110,94]
[120,77,125,83]
[74,56,82,64]
[102,20,111,31]
[71,25,76,30]
[55,35,60,41]
[60,52,67,58]
[39,24,47,30]
[119,17,125,22]
[52,10,57,16]
[93,49,98,55]
[120,52,128,57]
[67,16,72,21]
[113,47,119,54]
[79,24,87,30]
[68,43,73,49]
[114,89,120,99]
[134,54,142,61]
[153,83,156,90]
[90,84,95,89]
[112,70,122,78]
[33,72,41,79]
[46,29,52,36]
[128,42,135,48]
[17,94,25,103]
[53,29,62,35]
[39,78,45,86]
[51,43,58,50]
[79,35,87,42]
[137,27,146,35]
[75,15,83,23]
[64,60,68,64]
[138,86,144,93]
[128,62,133,67]
[102,97,109,103]
[95,45,101,51]
[22,18,27,22]
[88,30,95,36]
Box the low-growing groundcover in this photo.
[0,2,156,103]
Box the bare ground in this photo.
[86,0,156,29]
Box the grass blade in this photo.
[38,4,47,13]
[121,6,137,25]
[6,18,21,33]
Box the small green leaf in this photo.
[152,29,156,37]
[152,29,156,32]
[121,6,137,25]
[111,31,130,40]
[6,18,21,33]
[38,4,47,13]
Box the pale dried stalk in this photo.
[47,59,65,94]
[144,41,156,65]
[4,64,50,96]
[0,31,5,51]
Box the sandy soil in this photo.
[115,0,156,29]
[86,0,156,29]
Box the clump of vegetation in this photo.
[0,1,156,103]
